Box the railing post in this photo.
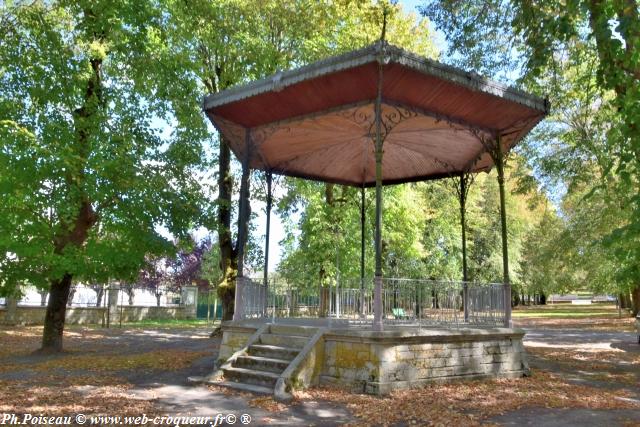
[271,280,276,323]
[233,277,245,321]
[263,279,268,318]
[373,277,383,330]
[336,280,341,319]
[503,283,511,327]
[417,281,422,330]
[463,283,469,323]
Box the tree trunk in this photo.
[513,292,520,307]
[39,290,48,307]
[631,286,640,317]
[41,274,73,353]
[94,286,104,307]
[67,286,76,307]
[623,292,632,310]
[217,138,238,320]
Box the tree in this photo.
[518,208,571,301]
[0,1,211,351]
[170,237,212,288]
[420,0,640,314]
[138,256,170,307]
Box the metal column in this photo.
[373,41,386,331]
[459,173,469,323]
[263,171,272,317]
[494,137,512,327]
[360,185,366,316]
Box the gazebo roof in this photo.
[204,42,548,187]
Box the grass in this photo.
[512,303,626,318]
[114,318,219,328]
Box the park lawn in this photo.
[512,303,635,331]
[114,318,217,328]
[512,303,622,318]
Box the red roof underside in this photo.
[212,63,537,133]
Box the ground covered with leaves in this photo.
[0,326,216,423]
[1,304,638,426]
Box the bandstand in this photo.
[194,41,548,399]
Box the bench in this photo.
[392,308,411,320]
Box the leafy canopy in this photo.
[0,0,212,295]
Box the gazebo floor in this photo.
[212,319,528,398]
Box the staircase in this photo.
[218,324,316,394]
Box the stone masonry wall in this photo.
[216,323,528,395]
[322,330,528,395]
[0,305,193,326]
[218,328,255,362]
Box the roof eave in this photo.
[202,41,549,116]
[202,43,381,110]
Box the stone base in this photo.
[322,327,528,395]
[218,320,528,395]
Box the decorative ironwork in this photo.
[378,105,419,140]
[337,103,420,143]
[337,104,375,128]
[429,155,458,173]
[210,115,245,144]
[251,124,291,149]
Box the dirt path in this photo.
[488,326,640,426]
[1,324,639,426]
[0,326,353,426]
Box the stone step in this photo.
[223,366,280,388]
[259,333,308,349]
[235,355,290,374]
[248,344,300,361]
[269,324,318,337]
[212,380,273,395]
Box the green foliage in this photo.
[0,1,212,295]
[277,158,548,291]
[421,0,640,302]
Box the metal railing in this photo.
[466,283,507,326]
[381,279,506,327]
[382,279,461,325]
[239,277,507,328]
